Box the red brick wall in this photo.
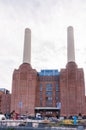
[36,76,59,107]
[60,62,86,117]
[11,62,86,117]
[11,63,37,116]
[1,94,11,114]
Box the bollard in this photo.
[73,116,77,125]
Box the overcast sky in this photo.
[0,0,86,92]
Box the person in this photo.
[10,110,17,119]
[5,112,10,119]
[36,113,41,119]
[56,100,61,118]
[78,113,82,120]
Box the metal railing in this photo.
[0,120,85,130]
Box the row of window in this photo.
[40,91,59,96]
[40,83,59,91]
[40,97,59,107]
[40,100,52,107]
[39,77,58,81]
[40,83,59,107]
[40,96,58,101]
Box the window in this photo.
[56,97,58,101]
[40,84,42,91]
[46,84,52,91]
[40,97,42,100]
[56,92,59,101]
[40,92,42,106]
[55,77,58,81]
[40,96,42,107]
[46,96,52,101]
[46,100,52,106]
[46,97,52,107]
[56,91,58,96]
[56,84,59,91]
[46,91,52,96]
[40,92,42,96]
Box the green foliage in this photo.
[7,128,15,130]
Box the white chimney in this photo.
[67,26,75,63]
[23,28,31,64]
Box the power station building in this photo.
[11,26,86,117]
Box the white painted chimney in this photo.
[67,26,75,63]
[23,28,31,64]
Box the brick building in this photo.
[60,62,85,117]
[59,26,86,116]
[1,93,11,114]
[0,88,11,114]
[35,70,60,117]
[11,26,86,117]
[0,91,4,112]
[11,63,37,116]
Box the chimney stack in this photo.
[23,28,31,64]
[67,26,75,63]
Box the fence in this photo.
[0,120,85,130]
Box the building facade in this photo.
[0,89,11,114]
[1,93,11,114]
[60,62,85,116]
[11,63,37,116]
[35,70,60,117]
[11,26,86,117]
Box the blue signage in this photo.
[19,101,22,108]
[38,70,60,76]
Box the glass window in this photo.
[40,97,42,106]
[40,97,42,100]
[40,84,42,91]
[55,77,58,81]
[46,84,52,91]
[46,91,52,96]
[47,97,52,100]
[56,84,59,91]
[56,91,58,96]
[46,100,52,106]
[56,97,58,101]
[40,92,42,96]
[40,100,42,106]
